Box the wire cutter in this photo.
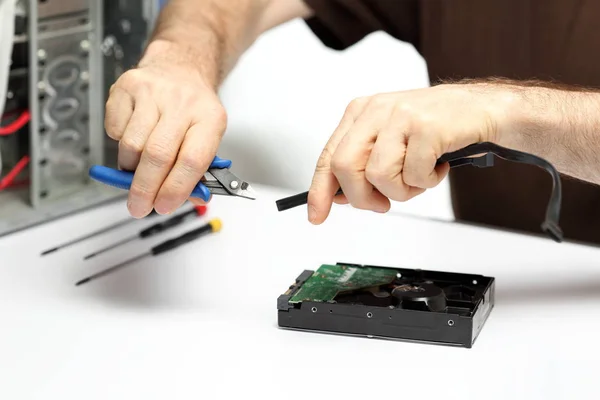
[88,156,256,202]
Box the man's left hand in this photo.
[306,83,518,224]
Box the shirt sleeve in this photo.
[302,0,419,50]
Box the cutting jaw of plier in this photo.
[88,156,256,202]
[197,158,256,200]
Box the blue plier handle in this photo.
[88,156,232,202]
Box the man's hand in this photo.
[102,0,313,218]
[307,83,517,224]
[104,41,227,218]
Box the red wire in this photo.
[6,179,29,189]
[0,155,30,190]
[0,109,31,190]
[0,110,31,135]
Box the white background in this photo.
[2,185,600,399]
[3,14,600,400]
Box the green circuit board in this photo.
[289,264,398,303]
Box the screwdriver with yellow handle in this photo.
[75,218,222,286]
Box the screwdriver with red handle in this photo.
[83,205,207,260]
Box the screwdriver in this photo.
[83,205,207,260]
[75,218,222,286]
[40,209,160,256]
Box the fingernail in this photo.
[154,199,178,215]
[308,205,317,223]
[127,195,150,218]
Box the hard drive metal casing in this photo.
[277,263,495,348]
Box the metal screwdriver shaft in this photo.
[83,205,207,260]
[40,210,159,256]
[75,253,147,286]
[75,218,222,286]
[83,235,138,260]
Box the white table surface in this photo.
[2,184,600,399]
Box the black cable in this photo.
[275,142,563,243]
[439,142,563,242]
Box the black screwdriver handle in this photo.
[150,219,221,256]
[139,209,196,238]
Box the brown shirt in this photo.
[303,0,600,244]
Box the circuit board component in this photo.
[289,264,397,303]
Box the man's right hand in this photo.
[104,40,227,218]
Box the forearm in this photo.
[492,81,600,184]
[140,0,311,89]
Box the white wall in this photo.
[218,19,453,221]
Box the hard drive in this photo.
[277,262,495,348]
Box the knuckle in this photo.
[346,97,368,115]
[117,70,152,96]
[365,165,388,185]
[394,100,415,118]
[315,147,334,172]
[367,95,388,110]
[214,105,228,130]
[144,142,174,168]
[178,87,197,104]
[394,191,412,203]
[178,152,206,175]
[129,183,153,201]
[330,154,352,174]
[104,118,120,140]
[119,135,145,155]
[389,185,412,202]
[205,104,228,134]
[349,197,373,211]
[120,69,145,87]
[158,181,187,201]
[403,169,423,188]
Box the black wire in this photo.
[441,142,563,242]
[275,142,563,243]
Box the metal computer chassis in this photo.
[0,0,159,237]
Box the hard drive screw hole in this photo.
[311,307,317,313]
[329,310,332,313]
[367,312,373,318]
[448,320,455,326]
